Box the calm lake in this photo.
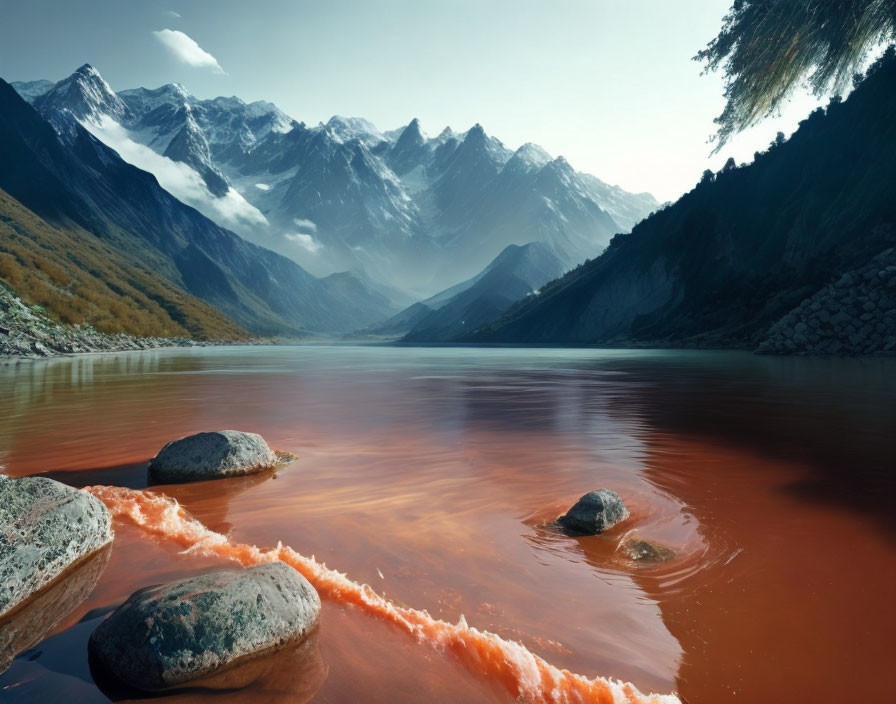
[1,345,894,703]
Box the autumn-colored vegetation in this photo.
[0,188,246,340]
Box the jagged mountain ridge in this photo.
[9,79,54,103]
[0,77,395,336]
[14,66,657,297]
[468,50,896,352]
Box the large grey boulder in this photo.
[558,489,629,535]
[0,475,113,619]
[89,562,321,691]
[148,430,284,483]
[1,542,111,673]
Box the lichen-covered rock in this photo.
[89,562,321,691]
[148,430,282,483]
[0,543,111,673]
[0,475,113,618]
[558,489,629,535]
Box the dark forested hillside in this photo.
[471,49,896,351]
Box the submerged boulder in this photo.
[0,475,113,619]
[89,562,321,691]
[148,430,283,483]
[558,489,629,535]
[624,538,675,565]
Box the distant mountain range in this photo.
[3,53,891,354]
[12,65,657,298]
[361,241,566,342]
[0,76,395,336]
[467,50,896,354]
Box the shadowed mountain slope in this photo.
[470,50,896,351]
[361,242,565,342]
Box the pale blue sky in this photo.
[0,0,824,201]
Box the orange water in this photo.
[1,346,894,703]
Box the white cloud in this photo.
[292,218,317,232]
[163,10,181,19]
[82,116,268,231]
[255,183,271,191]
[152,29,224,74]
[285,233,322,253]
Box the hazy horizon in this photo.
[0,0,830,203]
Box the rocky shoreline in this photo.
[5,267,895,360]
[0,283,304,360]
[0,282,234,360]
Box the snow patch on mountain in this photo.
[82,114,268,231]
[285,232,322,253]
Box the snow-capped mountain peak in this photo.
[245,100,294,133]
[18,63,658,300]
[508,142,553,170]
[465,122,486,142]
[387,118,429,176]
[74,63,101,80]
[323,115,386,146]
[35,63,129,125]
[401,117,424,140]
[116,83,194,115]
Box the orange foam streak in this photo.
[85,485,680,704]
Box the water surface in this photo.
[1,346,894,702]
